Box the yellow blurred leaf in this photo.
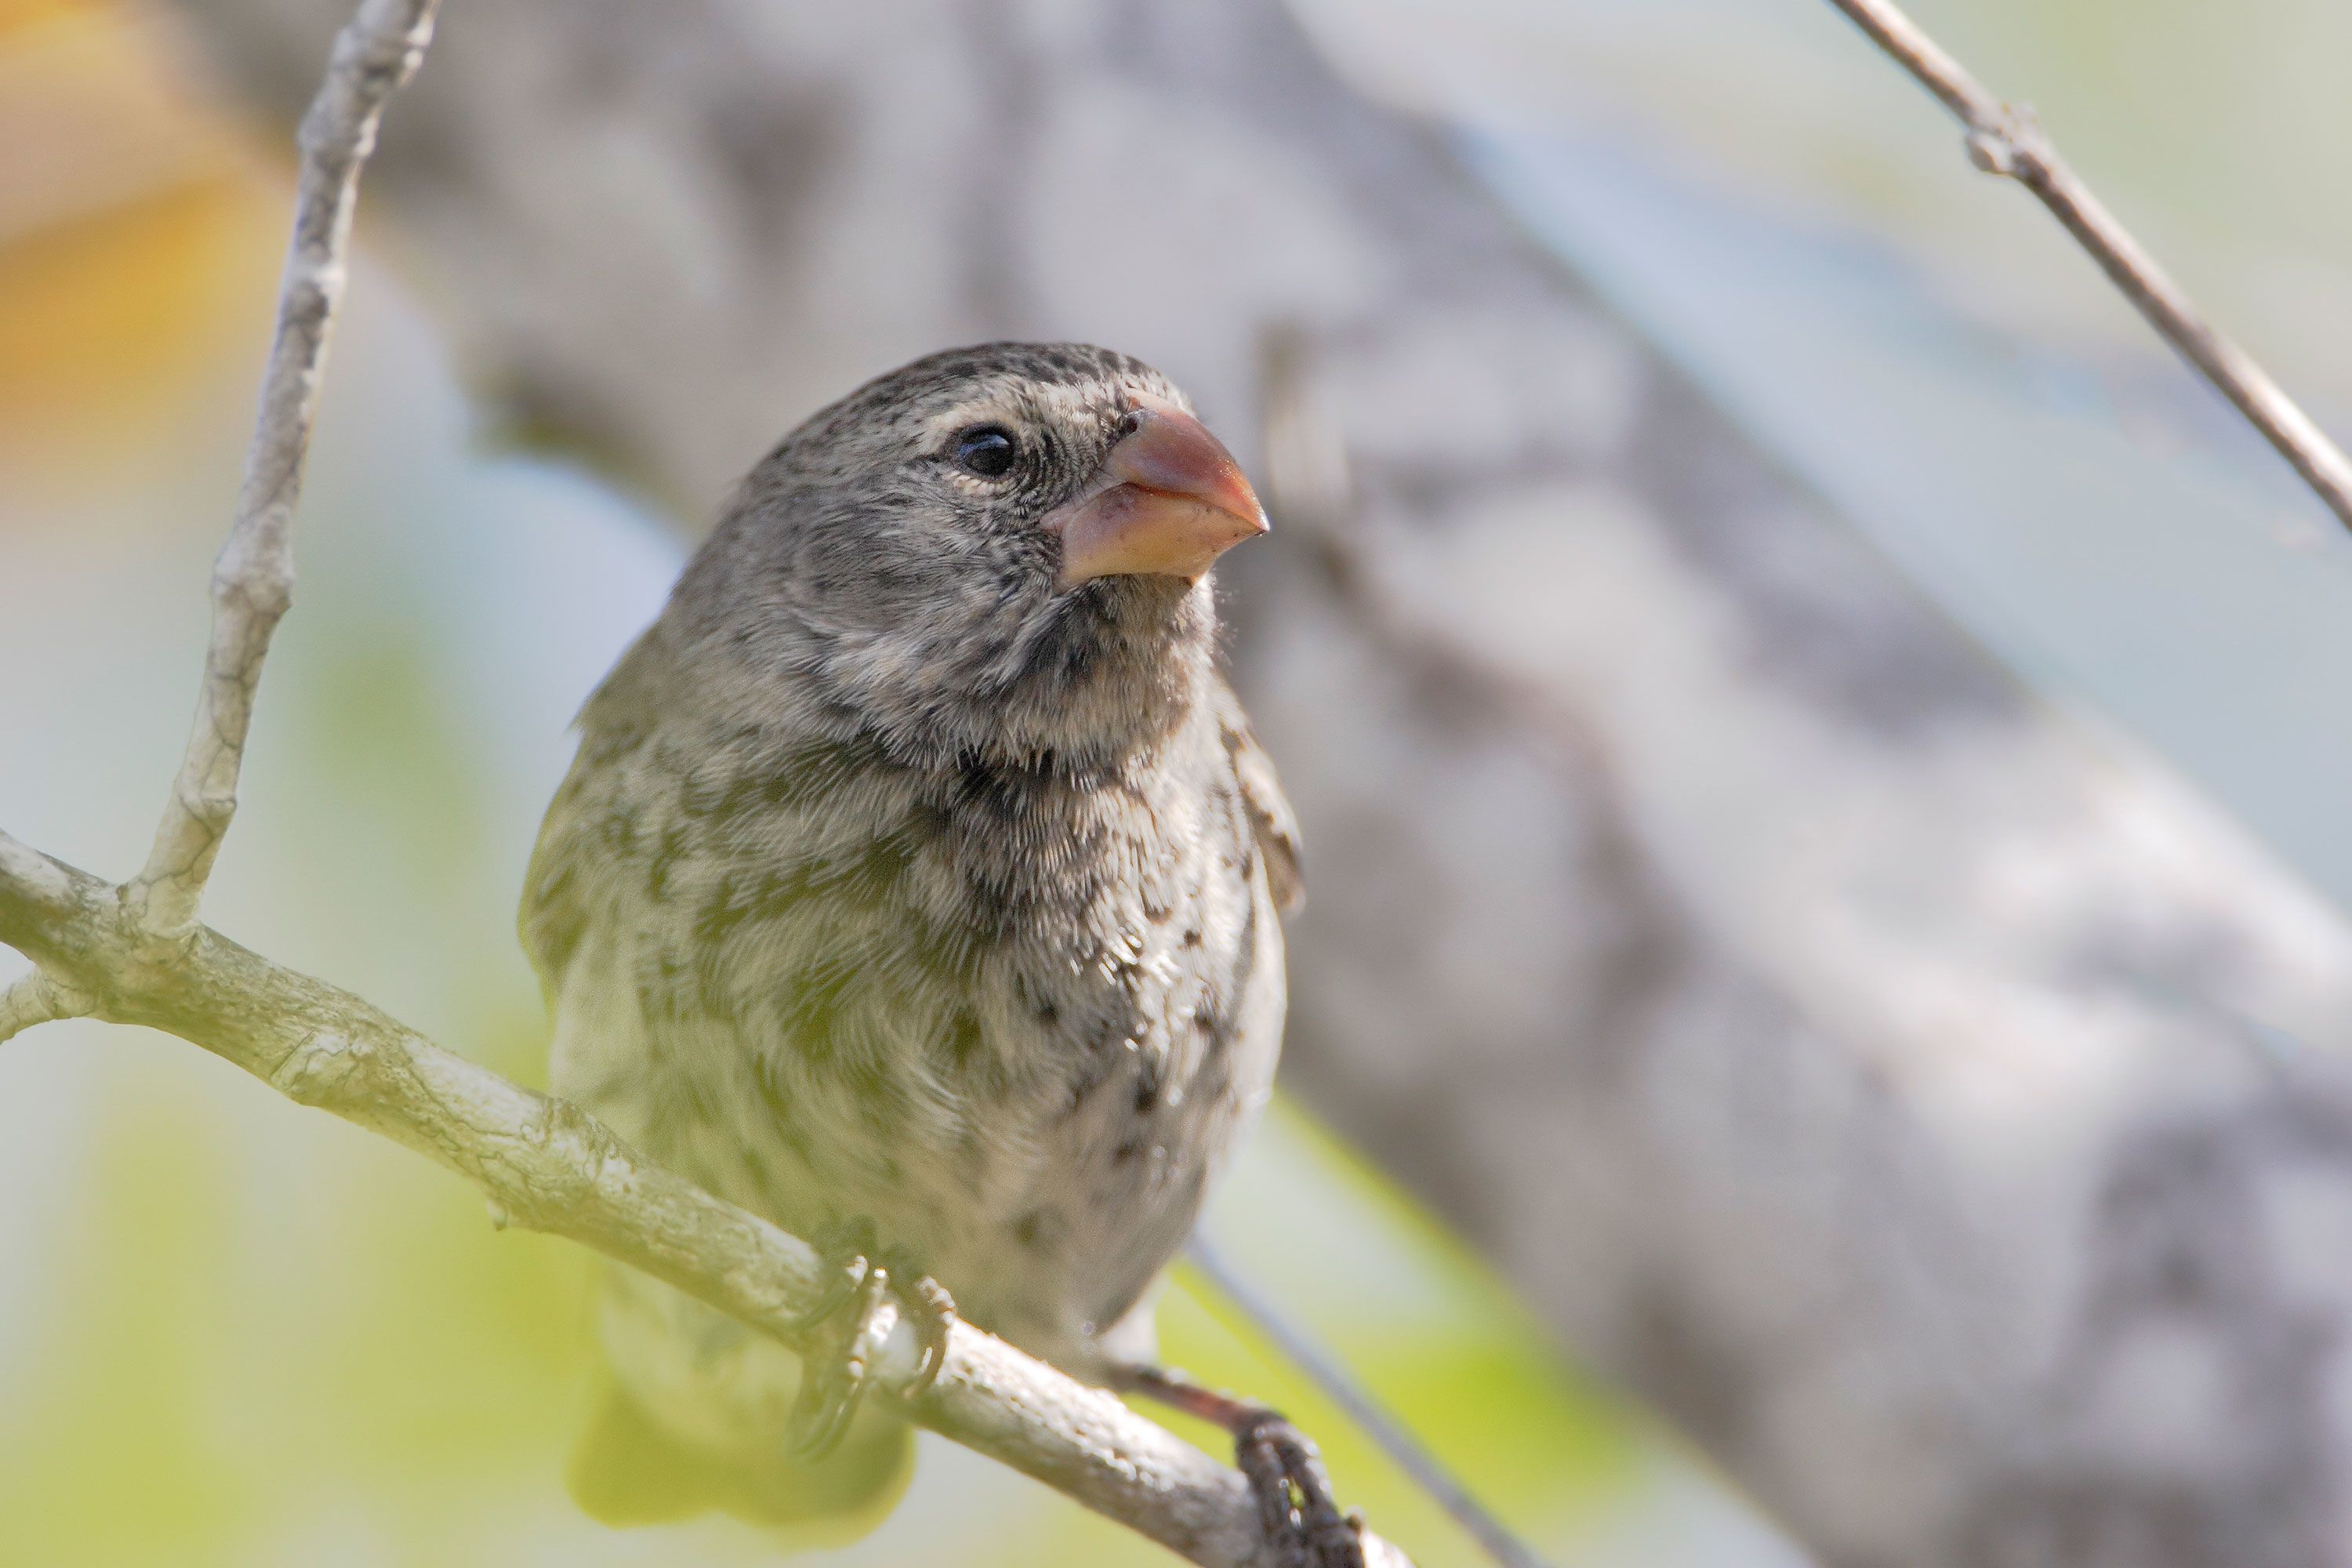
[0,4,279,484]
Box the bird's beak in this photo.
[1046,394,1269,590]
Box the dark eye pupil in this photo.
[954,426,1018,477]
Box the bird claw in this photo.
[1115,1367,1367,1568]
[895,1261,956,1389]
[1234,1410,1367,1568]
[785,1219,957,1460]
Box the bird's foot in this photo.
[1117,1365,1366,1568]
[786,1218,956,1459]
[1234,1408,1367,1568]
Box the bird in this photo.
[520,343,1359,1563]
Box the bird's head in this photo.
[671,343,1268,768]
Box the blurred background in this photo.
[5,1,2352,1564]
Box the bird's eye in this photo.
[952,425,1019,478]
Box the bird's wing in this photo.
[1213,675,1304,916]
[520,624,670,991]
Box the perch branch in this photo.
[129,0,439,936]
[1823,0,2352,532]
[0,2,1412,1563]
[0,832,1406,1567]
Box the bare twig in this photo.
[129,0,440,936]
[0,5,1416,1562]
[0,832,1407,1566]
[1821,0,2352,532]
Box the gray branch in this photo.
[130,0,439,936]
[0,830,1406,1567]
[1823,0,2352,532]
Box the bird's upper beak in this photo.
[1045,394,1269,590]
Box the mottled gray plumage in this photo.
[521,343,1299,1525]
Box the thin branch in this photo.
[1821,0,2352,533]
[129,0,440,937]
[0,829,1406,1566]
[1189,1239,1555,1568]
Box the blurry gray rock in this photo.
[160,2,2352,1564]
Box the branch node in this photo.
[1827,0,2352,531]
[1963,126,2020,178]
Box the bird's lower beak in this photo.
[1046,394,1269,590]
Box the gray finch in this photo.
[521,343,1303,1533]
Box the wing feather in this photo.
[1212,676,1303,916]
